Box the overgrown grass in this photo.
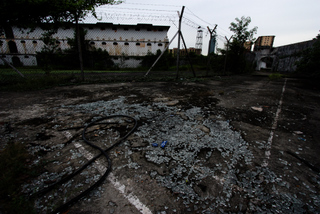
[0,142,38,214]
[268,73,284,80]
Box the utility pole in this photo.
[206,25,217,76]
[176,6,185,79]
[145,6,195,78]
[224,35,233,74]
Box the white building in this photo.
[0,22,170,68]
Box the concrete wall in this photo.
[272,40,316,72]
[0,23,170,67]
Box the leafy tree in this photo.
[296,33,320,78]
[141,50,174,70]
[37,30,62,73]
[227,16,258,73]
[1,0,122,79]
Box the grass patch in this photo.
[268,73,284,80]
[0,142,39,214]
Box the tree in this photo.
[229,16,258,47]
[296,33,320,78]
[1,0,122,80]
[227,16,258,73]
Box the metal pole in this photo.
[0,57,25,78]
[145,31,179,77]
[180,33,196,77]
[224,35,233,74]
[176,6,185,80]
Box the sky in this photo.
[85,0,320,55]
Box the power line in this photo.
[124,2,181,8]
[97,6,178,13]
[185,7,216,28]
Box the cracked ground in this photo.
[1,74,320,213]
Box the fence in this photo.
[0,4,224,87]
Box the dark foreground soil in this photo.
[0,73,320,213]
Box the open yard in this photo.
[1,73,320,213]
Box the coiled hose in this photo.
[31,115,137,214]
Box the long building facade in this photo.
[0,22,170,68]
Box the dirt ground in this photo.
[1,73,320,213]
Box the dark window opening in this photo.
[147,43,152,46]
[90,41,95,45]
[8,41,18,53]
[102,42,107,45]
[21,40,26,44]
[136,43,140,46]
[12,56,21,66]
[113,42,118,45]
[158,43,163,46]
[24,55,29,58]
[32,40,37,44]
[124,42,129,46]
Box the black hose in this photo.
[30,115,137,214]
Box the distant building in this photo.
[244,41,253,51]
[0,22,170,67]
[254,36,275,51]
[169,47,202,56]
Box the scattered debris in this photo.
[251,106,263,112]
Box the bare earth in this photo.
[1,74,320,213]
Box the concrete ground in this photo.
[1,74,320,213]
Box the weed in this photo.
[0,142,38,214]
[268,73,284,80]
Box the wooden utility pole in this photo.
[224,35,233,74]
[176,6,185,79]
[75,13,84,81]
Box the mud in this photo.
[1,74,320,213]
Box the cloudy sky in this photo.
[88,0,320,54]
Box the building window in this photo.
[21,40,26,44]
[102,42,107,45]
[113,42,118,45]
[90,41,95,45]
[147,43,152,46]
[124,42,129,46]
[8,41,18,53]
[32,40,37,44]
[158,43,163,47]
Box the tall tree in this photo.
[1,0,122,80]
[296,33,320,78]
[227,16,258,73]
